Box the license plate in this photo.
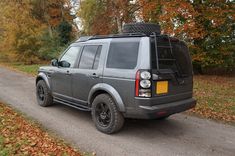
[156,81,168,94]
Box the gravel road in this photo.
[0,67,234,156]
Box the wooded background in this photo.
[0,0,234,74]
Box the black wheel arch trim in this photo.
[88,83,126,112]
[36,72,51,90]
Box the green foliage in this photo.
[189,0,235,72]
[57,21,73,45]
[11,63,44,75]
[38,30,67,60]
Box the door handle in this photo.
[66,70,71,75]
[88,73,99,78]
[47,70,54,78]
[48,69,55,74]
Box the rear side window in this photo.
[79,45,102,69]
[93,46,102,69]
[106,41,139,69]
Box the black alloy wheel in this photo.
[37,85,45,102]
[95,103,111,127]
[36,80,53,107]
[91,94,124,134]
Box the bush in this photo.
[57,21,73,45]
[38,31,67,60]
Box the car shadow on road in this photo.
[120,118,187,138]
[52,103,188,138]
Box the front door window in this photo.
[60,46,81,68]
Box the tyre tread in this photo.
[92,94,124,134]
[36,80,53,107]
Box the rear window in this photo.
[151,37,192,76]
[106,40,140,69]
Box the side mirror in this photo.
[58,60,71,68]
[51,59,58,67]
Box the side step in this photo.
[54,98,91,111]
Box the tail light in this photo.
[135,70,152,97]
[135,71,140,96]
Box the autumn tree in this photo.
[138,0,235,72]
[0,0,76,63]
[189,0,235,72]
[0,0,46,63]
[1,0,233,71]
[31,0,74,42]
[77,0,139,35]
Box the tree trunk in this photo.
[116,17,122,33]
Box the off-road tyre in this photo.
[91,94,125,134]
[122,23,161,36]
[36,80,53,107]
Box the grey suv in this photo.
[36,23,196,134]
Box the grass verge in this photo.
[0,102,82,156]
[0,62,44,76]
[189,75,235,123]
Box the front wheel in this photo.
[91,94,124,134]
[36,80,53,107]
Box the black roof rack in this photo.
[75,32,175,43]
[76,33,147,42]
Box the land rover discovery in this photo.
[36,23,196,134]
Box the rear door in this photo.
[150,36,193,104]
[71,44,105,104]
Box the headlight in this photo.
[140,80,151,88]
[140,71,151,80]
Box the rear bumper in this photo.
[124,98,196,119]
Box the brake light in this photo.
[135,71,140,96]
[135,70,152,97]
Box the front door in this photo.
[51,46,81,101]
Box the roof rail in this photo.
[75,33,147,42]
[76,36,92,42]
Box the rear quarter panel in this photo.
[102,37,150,111]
